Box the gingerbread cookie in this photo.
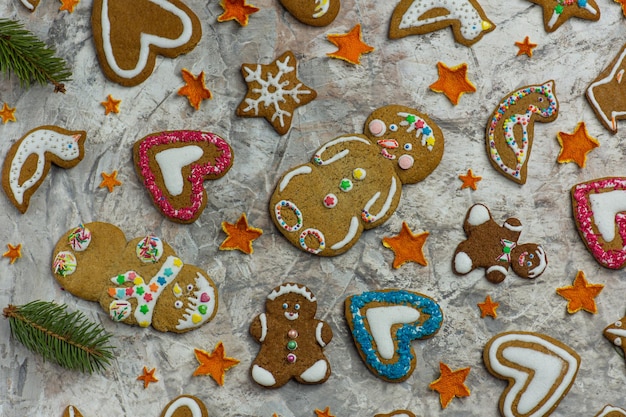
[604,315,626,360]
[484,331,580,417]
[62,406,84,417]
[571,177,626,269]
[486,81,559,184]
[91,0,202,86]
[51,222,218,333]
[269,104,444,256]
[237,51,317,136]
[595,405,626,417]
[278,0,340,26]
[19,0,39,11]
[375,412,416,417]
[133,130,234,223]
[1,126,86,214]
[389,0,495,46]
[586,43,626,134]
[250,283,333,388]
[160,395,208,417]
[452,203,547,284]
[526,0,600,33]
[345,289,443,382]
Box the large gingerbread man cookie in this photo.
[250,283,333,388]
[452,204,548,283]
[269,105,444,256]
[51,222,218,333]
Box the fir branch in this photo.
[3,300,115,373]
[0,18,72,92]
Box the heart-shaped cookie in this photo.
[133,130,234,223]
[278,0,340,26]
[345,289,443,382]
[484,331,580,417]
[571,177,626,269]
[91,0,202,86]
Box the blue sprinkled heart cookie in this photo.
[345,289,443,382]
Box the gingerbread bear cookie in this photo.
[51,222,218,333]
[250,283,333,388]
[269,105,444,256]
[452,204,547,283]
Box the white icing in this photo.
[252,364,276,386]
[365,305,421,360]
[279,166,312,192]
[504,221,523,233]
[284,311,299,321]
[487,333,579,417]
[467,204,490,226]
[8,128,82,205]
[486,265,508,276]
[259,313,267,342]
[606,327,626,339]
[454,251,473,274]
[19,0,35,10]
[363,176,397,222]
[587,46,626,132]
[67,406,76,417]
[267,283,316,302]
[527,246,547,278]
[398,0,488,42]
[162,396,204,417]
[99,0,195,80]
[330,216,359,250]
[313,136,371,166]
[175,272,217,330]
[549,3,598,29]
[313,0,329,18]
[589,190,626,242]
[595,405,626,417]
[299,359,328,383]
[154,145,203,196]
[315,322,326,347]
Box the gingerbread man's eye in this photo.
[174,301,183,309]
[389,124,398,132]
[186,284,194,292]
[294,304,300,310]
[526,261,532,267]
[282,303,288,309]
[615,321,623,327]
[403,143,412,151]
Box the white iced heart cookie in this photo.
[484,331,580,417]
[91,0,202,86]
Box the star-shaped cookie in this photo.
[526,0,601,32]
[3,243,22,264]
[59,0,79,12]
[429,362,471,408]
[556,270,604,314]
[101,94,121,115]
[178,69,212,110]
[429,62,476,105]
[515,36,538,57]
[236,51,317,135]
[556,122,599,168]
[219,213,263,254]
[459,169,482,190]
[326,24,374,65]
[137,366,158,388]
[314,407,336,417]
[0,103,16,123]
[477,295,499,319]
[193,341,240,386]
[99,170,122,192]
[217,0,259,26]
[382,222,429,268]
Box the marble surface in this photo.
[1,0,626,416]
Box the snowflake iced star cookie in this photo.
[486,81,559,185]
[389,0,495,46]
[269,105,444,256]
[90,0,202,86]
[571,177,626,269]
[345,289,443,382]
[483,331,580,417]
[51,222,218,333]
[133,130,234,223]
[526,0,600,33]
[1,125,86,214]
[236,51,317,135]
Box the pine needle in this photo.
[3,300,115,373]
[0,18,72,92]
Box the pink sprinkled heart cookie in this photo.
[91,0,202,86]
[133,130,234,224]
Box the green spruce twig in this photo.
[3,300,115,373]
[0,18,72,92]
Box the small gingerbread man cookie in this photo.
[452,204,547,283]
[250,283,333,388]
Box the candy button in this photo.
[173,283,182,296]
[200,293,210,303]
[192,313,202,324]
[353,168,366,180]
[368,119,386,137]
[287,353,297,363]
[323,194,338,208]
[288,329,299,339]
[398,154,414,170]
[198,305,208,315]
[287,340,298,350]
[339,178,353,192]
